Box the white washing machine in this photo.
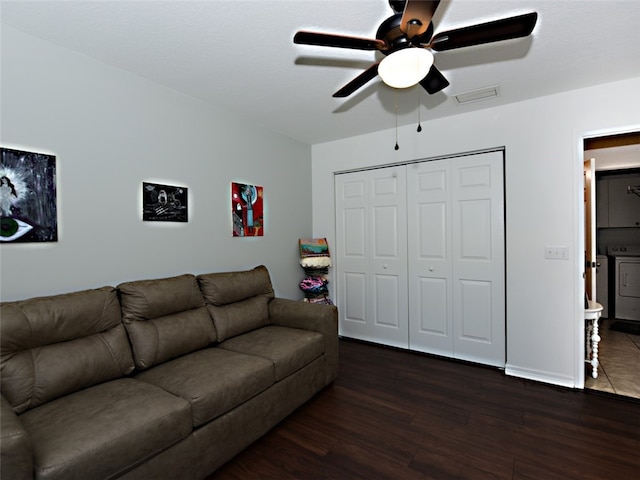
[608,245,640,321]
[596,254,609,317]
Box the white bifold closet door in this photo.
[336,151,505,367]
[407,152,505,367]
[335,165,409,348]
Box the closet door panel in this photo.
[419,202,447,258]
[369,167,408,348]
[458,279,493,341]
[459,199,492,260]
[343,208,366,256]
[408,162,453,354]
[414,277,451,356]
[372,203,404,335]
[375,274,401,328]
[335,167,408,348]
[336,176,371,341]
[452,152,505,366]
[373,205,399,257]
[344,272,366,324]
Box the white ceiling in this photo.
[2,0,640,145]
[587,145,640,171]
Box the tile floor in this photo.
[585,318,640,399]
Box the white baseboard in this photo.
[505,364,577,389]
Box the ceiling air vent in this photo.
[453,85,500,105]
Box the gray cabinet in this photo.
[596,178,609,228]
[597,173,640,228]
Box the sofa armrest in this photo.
[268,298,338,385]
[1,395,32,480]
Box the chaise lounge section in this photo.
[1,266,338,480]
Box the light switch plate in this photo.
[545,245,569,260]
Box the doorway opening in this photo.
[582,130,640,399]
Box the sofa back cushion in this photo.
[118,274,216,370]
[0,287,134,414]
[197,265,275,341]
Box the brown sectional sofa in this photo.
[0,266,338,480]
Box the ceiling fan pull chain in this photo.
[417,88,423,132]
[394,95,400,150]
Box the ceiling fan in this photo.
[293,0,537,98]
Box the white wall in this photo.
[312,76,640,388]
[0,26,312,301]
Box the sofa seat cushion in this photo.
[134,348,274,428]
[218,326,324,381]
[19,378,192,480]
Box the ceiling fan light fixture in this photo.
[378,48,434,89]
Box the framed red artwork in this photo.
[231,182,263,237]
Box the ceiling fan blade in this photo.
[430,12,538,52]
[294,31,387,51]
[419,65,450,94]
[333,63,380,98]
[400,0,440,38]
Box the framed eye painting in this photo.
[0,147,58,243]
[231,182,263,237]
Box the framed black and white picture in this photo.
[142,182,188,222]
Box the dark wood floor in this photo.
[211,339,639,480]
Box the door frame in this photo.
[584,158,596,303]
[575,124,640,389]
